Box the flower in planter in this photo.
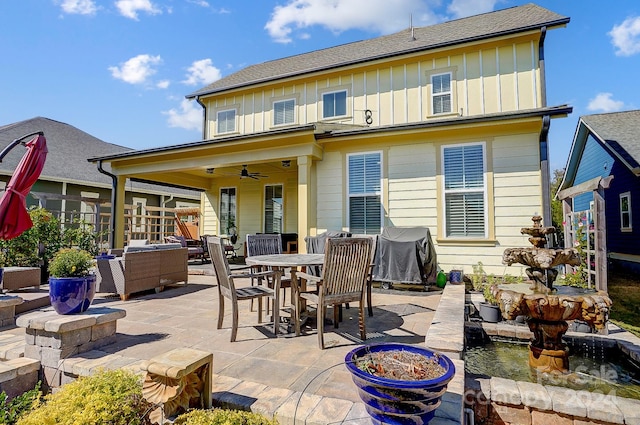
[48,248,94,278]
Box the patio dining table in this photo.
[245,253,325,329]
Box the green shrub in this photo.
[175,409,279,425]
[17,369,151,425]
[0,382,42,425]
[0,208,62,268]
[48,248,94,278]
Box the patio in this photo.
[0,267,464,424]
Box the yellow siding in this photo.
[315,152,344,231]
[498,45,516,111]
[465,52,483,115]
[482,48,499,114]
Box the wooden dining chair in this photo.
[294,237,372,349]
[207,236,281,342]
[245,234,292,308]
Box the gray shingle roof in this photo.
[0,117,199,196]
[188,3,568,98]
[582,110,640,170]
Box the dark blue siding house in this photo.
[559,110,640,274]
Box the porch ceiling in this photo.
[96,130,322,190]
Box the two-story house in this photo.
[90,3,571,274]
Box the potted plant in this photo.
[345,342,455,424]
[478,283,502,322]
[48,248,96,315]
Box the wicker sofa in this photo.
[96,243,189,300]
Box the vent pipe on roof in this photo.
[410,14,416,41]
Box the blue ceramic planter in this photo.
[345,343,455,425]
[48,275,96,315]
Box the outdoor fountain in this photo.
[494,215,612,374]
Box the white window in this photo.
[217,109,236,134]
[432,73,452,115]
[220,188,237,234]
[273,99,295,126]
[348,152,382,234]
[264,185,283,233]
[322,90,347,119]
[620,192,632,231]
[443,143,486,238]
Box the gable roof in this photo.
[188,3,568,98]
[0,117,199,197]
[561,110,640,189]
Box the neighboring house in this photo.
[558,110,640,275]
[90,4,571,274]
[0,117,200,245]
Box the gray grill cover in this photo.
[373,227,437,284]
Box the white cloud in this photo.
[187,0,209,6]
[587,93,625,113]
[59,0,97,15]
[115,0,161,20]
[447,0,499,19]
[265,0,441,44]
[163,99,203,131]
[609,16,640,56]
[182,59,222,86]
[108,54,162,84]
[157,80,170,89]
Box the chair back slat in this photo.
[207,236,236,301]
[321,238,372,301]
[246,234,283,256]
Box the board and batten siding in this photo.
[203,39,540,139]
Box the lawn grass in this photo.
[607,270,640,338]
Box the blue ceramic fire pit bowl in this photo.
[48,275,97,315]
[345,343,455,425]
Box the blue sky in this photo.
[2,0,640,172]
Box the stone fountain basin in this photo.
[494,285,612,330]
[502,247,581,269]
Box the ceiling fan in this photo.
[239,164,268,180]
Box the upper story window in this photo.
[348,152,382,234]
[620,192,632,231]
[217,109,236,134]
[442,143,486,238]
[322,90,347,119]
[273,99,295,126]
[432,73,452,115]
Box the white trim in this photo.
[430,71,453,115]
[390,66,394,125]
[620,191,632,232]
[530,40,537,109]
[513,44,519,110]
[496,47,501,112]
[418,61,422,119]
[463,53,468,116]
[479,50,485,114]
[216,107,237,135]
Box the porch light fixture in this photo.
[205,168,214,174]
[281,160,291,168]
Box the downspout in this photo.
[195,95,207,140]
[539,26,547,107]
[97,160,118,249]
[540,115,552,229]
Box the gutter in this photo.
[539,26,547,107]
[195,95,207,140]
[539,115,552,228]
[97,160,118,249]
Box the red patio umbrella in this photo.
[0,132,48,240]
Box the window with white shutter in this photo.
[443,143,486,237]
[348,152,382,234]
[273,99,295,126]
